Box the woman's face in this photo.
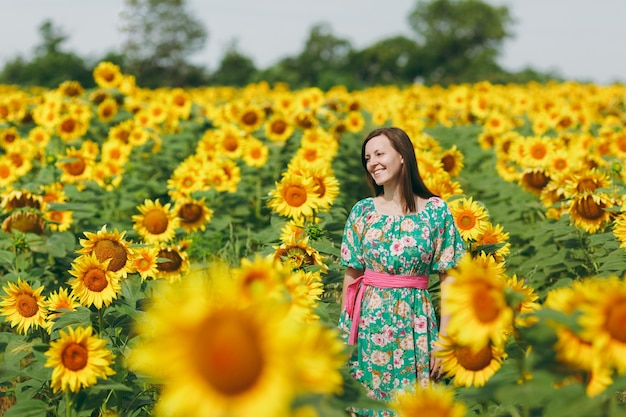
[364,134,404,187]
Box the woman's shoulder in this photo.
[349,197,375,215]
[425,196,451,213]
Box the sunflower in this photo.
[167,158,204,198]
[2,210,46,235]
[568,193,613,234]
[444,255,514,350]
[436,334,506,388]
[284,269,325,322]
[439,145,465,177]
[287,163,339,211]
[132,199,179,244]
[613,212,626,249]
[130,245,159,281]
[45,325,115,393]
[505,274,540,327]
[57,80,84,97]
[237,104,265,132]
[233,255,288,302]
[391,381,467,417]
[127,262,345,417]
[173,197,213,233]
[264,114,295,142]
[216,124,246,159]
[0,126,20,148]
[345,111,365,133]
[241,137,269,168]
[519,167,551,196]
[93,61,123,89]
[578,277,626,373]
[0,278,48,334]
[97,98,119,123]
[77,225,134,277]
[44,287,80,332]
[0,156,19,187]
[272,235,327,273]
[68,254,121,309]
[56,147,95,185]
[448,197,490,242]
[473,222,511,262]
[279,218,307,243]
[169,88,192,119]
[563,169,611,199]
[56,114,88,143]
[268,173,321,219]
[424,173,464,201]
[155,243,190,282]
[1,189,44,212]
[44,209,73,232]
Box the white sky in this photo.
[0,0,625,85]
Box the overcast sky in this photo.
[1,0,625,85]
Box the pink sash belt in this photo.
[345,269,429,345]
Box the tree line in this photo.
[0,0,563,90]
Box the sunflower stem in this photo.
[98,308,105,337]
[65,389,73,417]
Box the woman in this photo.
[338,127,465,416]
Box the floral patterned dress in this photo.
[338,196,465,417]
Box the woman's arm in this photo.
[339,266,364,311]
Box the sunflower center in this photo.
[61,119,77,133]
[458,213,476,229]
[16,293,39,318]
[179,203,202,223]
[524,170,550,190]
[65,158,86,176]
[223,135,239,152]
[84,268,109,292]
[143,209,169,234]
[241,111,258,126]
[196,313,265,396]
[455,345,493,371]
[441,154,456,173]
[575,196,605,220]
[157,249,182,272]
[472,283,501,323]
[93,240,127,272]
[530,144,547,160]
[62,343,89,371]
[606,301,626,343]
[271,120,287,134]
[577,179,597,193]
[284,185,307,207]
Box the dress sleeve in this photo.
[340,200,366,270]
[430,199,466,274]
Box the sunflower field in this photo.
[0,62,626,417]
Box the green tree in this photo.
[0,20,93,88]
[210,41,257,87]
[407,0,514,85]
[347,36,421,86]
[119,0,209,87]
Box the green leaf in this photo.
[3,399,48,417]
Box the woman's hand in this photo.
[429,338,444,381]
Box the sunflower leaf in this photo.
[2,399,48,417]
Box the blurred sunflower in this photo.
[93,61,123,89]
[130,245,160,281]
[505,274,540,327]
[391,382,467,417]
[44,209,73,232]
[45,326,115,393]
[2,210,46,235]
[264,114,294,142]
[345,111,365,133]
[448,197,490,242]
[0,156,19,187]
[173,197,213,233]
[568,193,614,234]
[436,334,506,388]
[268,173,320,219]
[127,262,345,417]
[56,147,95,185]
[287,164,339,212]
[563,169,611,198]
[241,137,269,168]
[237,104,265,132]
[578,277,626,373]
[56,113,88,142]
[77,225,134,277]
[1,189,44,212]
[284,269,324,322]
[519,167,551,196]
[612,212,626,249]
[473,222,511,262]
[97,98,119,123]
[0,278,48,334]
[68,254,121,309]
[439,145,465,177]
[155,243,190,282]
[216,124,246,159]
[132,199,179,244]
[424,173,464,201]
[445,255,513,350]
[233,255,288,302]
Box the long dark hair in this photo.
[361,127,436,213]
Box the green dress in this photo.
[338,197,465,416]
